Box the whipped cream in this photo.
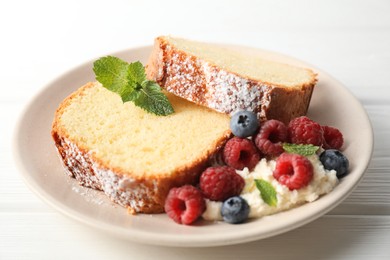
[202,155,338,221]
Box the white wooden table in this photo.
[2,0,389,259]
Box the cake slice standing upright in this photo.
[146,36,317,124]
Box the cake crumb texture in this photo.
[52,82,231,213]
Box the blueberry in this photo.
[319,149,349,178]
[230,111,259,138]
[221,196,250,224]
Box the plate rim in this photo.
[13,45,374,247]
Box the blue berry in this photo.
[221,196,250,224]
[319,149,349,178]
[230,111,259,138]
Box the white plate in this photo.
[14,45,373,247]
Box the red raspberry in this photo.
[322,125,344,150]
[164,185,205,225]
[288,116,323,146]
[199,166,245,201]
[273,153,313,190]
[223,137,260,170]
[254,119,288,157]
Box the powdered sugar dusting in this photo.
[92,166,152,210]
[165,53,206,103]
[61,138,101,190]
[55,136,160,213]
[203,63,267,118]
[160,48,274,121]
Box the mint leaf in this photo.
[128,61,146,85]
[93,56,174,116]
[93,56,131,94]
[254,179,277,207]
[121,87,139,103]
[132,81,174,116]
[282,143,319,156]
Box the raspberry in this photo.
[254,119,288,157]
[164,185,205,225]
[199,166,245,201]
[223,137,260,170]
[322,125,344,150]
[288,116,323,146]
[273,153,313,190]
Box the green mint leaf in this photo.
[93,56,174,116]
[93,56,132,94]
[132,81,174,116]
[282,143,319,156]
[254,179,277,207]
[120,86,139,103]
[128,61,146,85]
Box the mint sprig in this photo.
[282,143,319,156]
[93,56,174,116]
[254,179,277,207]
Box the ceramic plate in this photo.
[14,45,373,247]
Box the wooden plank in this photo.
[0,213,389,259]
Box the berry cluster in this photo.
[164,111,349,225]
[287,116,349,180]
[164,165,246,225]
[224,112,348,210]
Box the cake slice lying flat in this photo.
[146,36,317,124]
[52,82,231,213]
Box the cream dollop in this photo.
[202,155,338,221]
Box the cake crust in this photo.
[146,36,317,124]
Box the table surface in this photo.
[2,0,390,259]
